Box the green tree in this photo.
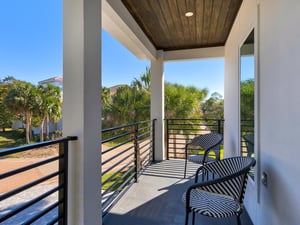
[165,82,208,118]
[0,76,16,131]
[240,79,254,120]
[35,84,62,141]
[202,92,224,119]
[102,68,151,128]
[4,80,38,143]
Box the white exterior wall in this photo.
[225,0,300,224]
[258,1,300,225]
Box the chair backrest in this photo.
[243,134,254,157]
[187,133,223,160]
[188,133,223,151]
[201,156,256,202]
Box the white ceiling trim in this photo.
[163,46,225,62]
[102,0,157,60]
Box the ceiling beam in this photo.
[102,0,157,60]
[163,46,224,62]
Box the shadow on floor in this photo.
[104,160,254,225]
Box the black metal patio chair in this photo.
[184,133,223,178]
[243,134,254,157]
[182,156,256,225]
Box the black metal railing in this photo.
[101,119,156,216]
[165,118,224,159]
[0,136,77,225]
[240,119,254,156]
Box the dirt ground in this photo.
[0,145,60,194]
[0,144,133,194]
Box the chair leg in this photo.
[185,210,189,225]
[237,214,242,225]
[184,158,187,178]
[192,212,195,225]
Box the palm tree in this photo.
[4,80,37,143]
[36,84,62,141]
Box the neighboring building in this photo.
[38,76,63,89]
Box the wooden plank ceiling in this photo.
[121,0,243,51]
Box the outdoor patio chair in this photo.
[182,156,256,225]
[184,133,223,178]
[243,134,254,157]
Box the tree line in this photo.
[0,76,62,144]
[0,68,226,144]
[102,67,224,128]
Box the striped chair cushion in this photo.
[183,157,256,220]
[182,190,241,218]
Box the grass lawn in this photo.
[0,131,17,149]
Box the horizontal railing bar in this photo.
[102,145,134,166]
[101,139,134,155]
[48,214,61,225]
[102,154,134,176]
[0,170,61,201]
[116,172,135,191]
[102,172,136,217]
[138,137,151,146]
[140,153,151,165]
[166,118,224,121]
[102,167,135,197]
[102,120,153,133]
[140,147,150,156]
[23,200,61,225]
[0,155,61,180]
[167,123,216,127]
[138,126,151,133]
[0,185,61,223]
[0,136,77,157]
[101,131,135,144]
[137,132,150,140]
[102,161,133,187]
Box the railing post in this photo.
[166,119,169,160]
[59,139,69,225]
[217,119,221,134]
[134,124,140,182]
[152,119,155,162]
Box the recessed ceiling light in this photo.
[185,12,194,17]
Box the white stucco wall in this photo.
[225,0,300,225]
[258,1,300,225]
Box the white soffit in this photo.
[102,0,157,61]
[164,46,225,62]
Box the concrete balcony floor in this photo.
[103,159,254,225]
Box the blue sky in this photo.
[0,0,225,97]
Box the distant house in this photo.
[38,76,63,89]
[108,84,127,96]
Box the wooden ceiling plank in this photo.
[121,0,242,51]
[221,0,243,43]
[168,0,186,47]
[147,0,172,48]
[214,0,231,43]
[207,0,223,44]
[202,0,213,45]
[195,0,205,46]
[156,0,180,49]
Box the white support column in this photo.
[63,0,101,224]
[150,50,165,161]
